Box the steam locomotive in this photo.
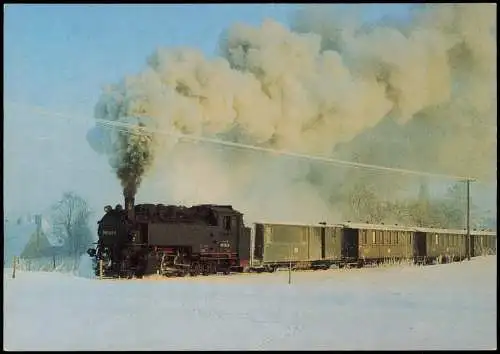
[87,196,251,278]
[87,196,497,279]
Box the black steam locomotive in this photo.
[87,196,251,278]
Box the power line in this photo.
[5,100,480,182]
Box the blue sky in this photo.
[7,4,493,220]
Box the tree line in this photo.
[343,182,495,230]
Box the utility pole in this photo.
[12,256,17,279]
[35,214,42,256]
[466,178,471,261]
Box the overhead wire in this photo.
[5,100,481,182]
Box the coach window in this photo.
[435,234,439,245]
[302,229,308,243]
[372,231,376,244]
[363,231,367,245]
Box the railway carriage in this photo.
[413,227,468,264]
[249,222,343,272]
[342,222,416,266]
[471,230,497,256]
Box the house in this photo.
[4,215,38,266]
[19,215,64,259]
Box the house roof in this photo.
[4,214,64,260]
[4,220,37,263]
[20,229,65,259]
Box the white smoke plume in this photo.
[87,4,496,224]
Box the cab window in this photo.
[231,216,238,231]
[223,216,231,231]
[207,210,218,226]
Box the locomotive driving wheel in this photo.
[202,263,211,276]
[210,262,217,275]
[190,262,201,276]
[159,253,167,276]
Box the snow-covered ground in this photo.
[4,256,497,350]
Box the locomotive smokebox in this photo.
[124,193,135,220]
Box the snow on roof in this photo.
[343,222,416,232]
[413,226,468,235]
[4,219,37,263]
[4,215,63,258]
[414,227,496,236]
[470,230,497,236]
[42,220,65,247]
[254,220,343,228]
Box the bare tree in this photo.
[346,183,385,223]
[51,192,93,269]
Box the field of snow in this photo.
[4,256,497,350]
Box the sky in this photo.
[3,4,494,220]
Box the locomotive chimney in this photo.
[124,191,135,220]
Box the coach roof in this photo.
[343,222,416,232]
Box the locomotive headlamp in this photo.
[104,205,112,213]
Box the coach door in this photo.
[342,228,359,260]
[253,224,264,261]
[413,232,427,258]
[469,235,476,257]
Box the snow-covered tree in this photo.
[51,192,94,269]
